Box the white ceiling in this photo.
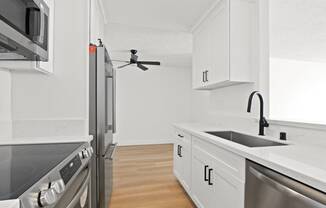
[270,0,326,62]
[106,23,192,69]
[103,0,216,31]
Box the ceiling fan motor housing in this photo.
[130,49,138,63]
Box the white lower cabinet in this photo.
[173,128,245,208]
[173,130,192,193]
[192,151,217,208]
[192,146,244,208]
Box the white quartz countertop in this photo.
[0,135,93,145]
[174,123,326,193]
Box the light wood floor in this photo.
[109,144,195,208]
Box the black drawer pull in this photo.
[178,134,184,138]
[208,168,213,185]
[205,70,209,82]
[179,146,182,157]
[204,165,209,182]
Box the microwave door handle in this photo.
[38,5,45,43]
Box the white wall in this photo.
[0,70,12,139]
[10,0,90,138]
[105,23,193,145]
[90,0,106,44]
[114,67,192,145]
[270,58,326,124]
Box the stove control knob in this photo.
[81,149,90,159]
[39,188,57,207]
[51,179,65,194]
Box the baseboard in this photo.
[116,138,174,146]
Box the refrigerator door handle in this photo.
[112,69,117,133]
[104,143,118,160]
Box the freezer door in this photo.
[99,144,117,208]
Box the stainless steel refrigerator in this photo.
[89,42,117,208]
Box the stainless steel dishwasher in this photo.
[245,160,326,208]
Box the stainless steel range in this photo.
[0,142,93,208]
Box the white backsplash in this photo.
[12,119,87,139]
[0,121,12,139]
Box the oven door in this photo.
[55,166,91,208]
[0,0,49,61]
[98,143,117,208]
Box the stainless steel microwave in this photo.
[0,0,49,61]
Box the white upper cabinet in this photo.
[192,0,257,90]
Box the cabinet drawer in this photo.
[192,136,245,181]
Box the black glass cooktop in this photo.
[0,143,82,200]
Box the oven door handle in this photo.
[66,168,91,208]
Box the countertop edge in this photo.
[0,135,93,145]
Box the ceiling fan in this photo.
[113,49,161,71]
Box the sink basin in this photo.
[205,131,288,147]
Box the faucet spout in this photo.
[247,91,269,136]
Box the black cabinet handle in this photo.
[179,146,182,157]
[208,168,213,185]
[205,70,208,82]
[204,165,209,182]
[177,145,180,156]
[178,134,184,138]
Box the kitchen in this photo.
[0,0,326,208]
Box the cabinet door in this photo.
[193,19,211,88]
[193,29,202,88]
[192,154,212,208]
[193,27,206,88]
[208,0,229,84]
[181,146,191,192]
[173,143,183,181]
[211,169,244,208]
[192,144,244,208]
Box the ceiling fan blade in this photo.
[137,63,148,71]
[112,59,130,63]
[118,63,132,69]
[137,61,161,66]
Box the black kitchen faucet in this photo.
[247,91,269,136]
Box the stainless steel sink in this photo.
[205,131,288,147]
